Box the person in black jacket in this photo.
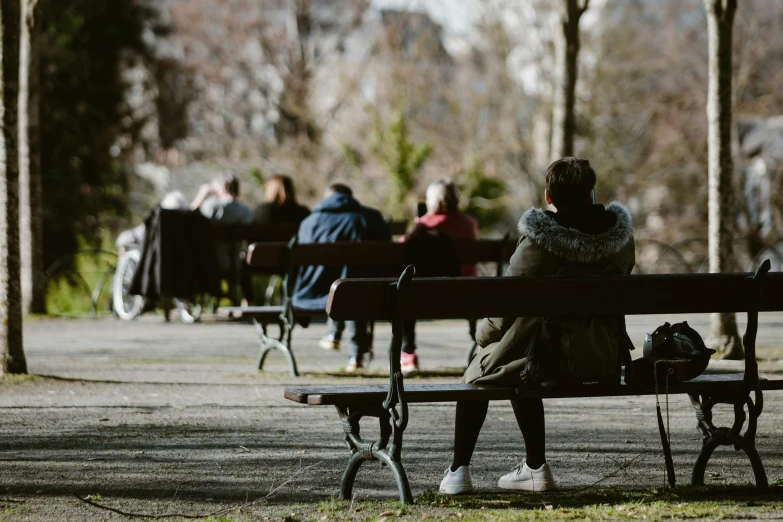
[252,175,310,226]
[439,157,635,496]
[292,183,391,372]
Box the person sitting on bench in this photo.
[399,178,478,376]
[439,157,635,495]
[252,174,310,226]
[190,172,253,271]
[292,183,392,373]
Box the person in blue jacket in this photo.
[292,182,392,372]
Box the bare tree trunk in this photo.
[550,0,588,161]
[19,0,43,314]
[705,0,742,360]
[0,0,28,375]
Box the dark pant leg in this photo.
[451,400,490,470]
[239,270,255,304]
[345,320,369,363]
[328,318,345,341]
[510,398,546,469]
[402,319,416,354]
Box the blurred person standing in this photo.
[292,183,392,373]
[252,175,310,226]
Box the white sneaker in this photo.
[497,461,556,491]
[439,466,474,495]
[319,335,340,352]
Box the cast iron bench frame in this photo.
[218,238,515,375]
[284,260,783,504]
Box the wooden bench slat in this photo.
[451,239,514,264]
[247,242,406,268]
[246,239,514,270]
[217,306,284,319]
[212,224,299,242]
[217,306,332,319]
[284,374,783,406]
[327,273,783,320]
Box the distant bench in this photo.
[211,220,408,244]
[218,238,515,375]
[211,221,408,304]
[284,261,783,504]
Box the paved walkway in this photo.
[1,313,782,519]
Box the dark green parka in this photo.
[464,202,636,386]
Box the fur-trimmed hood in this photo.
[517,202,633,264]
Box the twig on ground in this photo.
[74,461,322,519]
[568,452,648,495]
[605,454,639,486]
[0,498,26,504]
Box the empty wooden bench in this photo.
[284,261,783,504]
[218,238,515,375]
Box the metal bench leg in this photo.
[689,393,768,489]
[337,404,413,505]
[253,319,299,377]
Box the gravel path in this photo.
[1,313,782,520]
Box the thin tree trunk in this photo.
[19,0,43,314]
[550,0,588,161]
[0,0,28,375]
[705,0,742,360]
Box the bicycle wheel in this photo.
[113,250,145,320]
[44,249,117,317]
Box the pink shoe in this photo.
[400,352,419,376]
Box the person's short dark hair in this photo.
[222,172,240,197]
[545,157,596,208]
[328,182,353,197]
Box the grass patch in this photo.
[54,486,783,521]
[295,486,783,521]
[44,240,117,317]
[0,373,41,385]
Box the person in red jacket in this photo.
[400,178,478,375]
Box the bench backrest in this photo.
[388,220,408,236]
[212,221,408,242]
[327,271,783,321]
[246,239,515,271]
[211,224,299,243]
